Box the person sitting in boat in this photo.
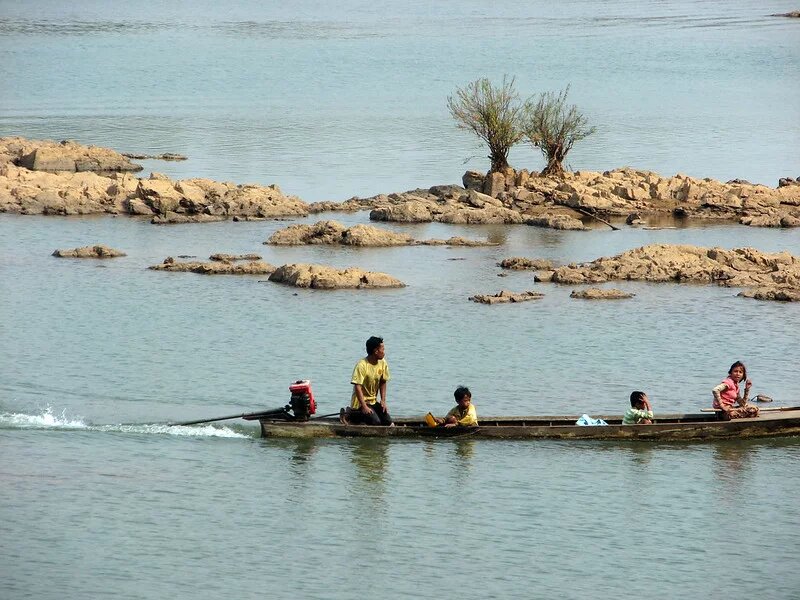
[430,386,478,427]
[340,336,393,426]
[623,391,654,424]
[712,361,759,420]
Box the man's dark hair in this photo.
[366,336,383,356]
[629,391,646,407]
[454,386,471,402]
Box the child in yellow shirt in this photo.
[430,386,478,427]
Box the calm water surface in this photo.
[2,1,800,598]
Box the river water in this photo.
[1,2,800,599]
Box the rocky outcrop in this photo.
[738,287,800,302]
[535,244,800,301]
[318,167,800,230]
[498,257,554,270]
[209,253,262,262]
[1,151,308,220]
[149,256,275,275]
[52,244,126,258]
[771,11,800,17]
[525,214,586,230]
[121,152,187,161]
[316,188,526,226]
[570,288,634,300]
[469,290,544,304]
[1,137,142,173]
[267,221,412,246]
[266,220,496,247]
[419,236,497,247]
[268,263,405,289]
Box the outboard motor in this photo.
[288,380,316,421]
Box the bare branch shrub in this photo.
[522,86,595,177]
[447,76,526,173]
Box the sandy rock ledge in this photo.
[534,244,800,301]
[570,288,635,300]
[469,290,544,304]
[268,264,405,289]
[53,245,126,258]
[266,220,496,247]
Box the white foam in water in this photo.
[0,406,250,438]
[0,406,87,429]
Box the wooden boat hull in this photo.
[259,408,800,441]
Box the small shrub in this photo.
[447,76,526,173]
[522,86,595,177]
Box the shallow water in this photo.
[1,0,799,200]
[2,1,800,598]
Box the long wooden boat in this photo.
[255,407,800,441]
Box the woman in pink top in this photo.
[712,361,759,420]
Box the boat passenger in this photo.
[623,391,654,424]
[341,336,393,426]
[712,361,759,420]
[431,386,478,427]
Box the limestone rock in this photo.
[546,244,800,300]
[149,258,275,275]
[462,170,484,192]
[266,221,412,246]
[8,138,143,173]
[209,253,262,262]
[738,287,800,302]
[498,257,554,270]
[526,214,586,230]
[52,244,126,258]
[469,290,544,304]
[370,202,433,223]
[268,263,405,289]
[570,288,635,300]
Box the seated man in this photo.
[341,336,392,426]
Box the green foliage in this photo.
[447,76,526,173]
[521,86,595,177]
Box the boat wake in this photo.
[0,406,251,439]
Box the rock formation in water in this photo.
[314,167,800,230]
[149,256,276,275]
[498,257,554,270]
[570,288,634,300]
[265,220,496,247]
[3,137,799,229]
[268,263,405,289]
[1,137,142,173]
[533,244,800,301]
[52,245,127,258]
[469,290,544,304]
[0,137,308,221]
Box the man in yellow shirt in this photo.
[341,336,392,426]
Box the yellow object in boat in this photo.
[425,412,438,427]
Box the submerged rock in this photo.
[149,257,276,275]
[469,290,544,304]
[266,220,495,247]
[52,244,126,258]
[738,287,800,302]
[570,288,635,300]
[209,253,262,262]
[498,257,554,270]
